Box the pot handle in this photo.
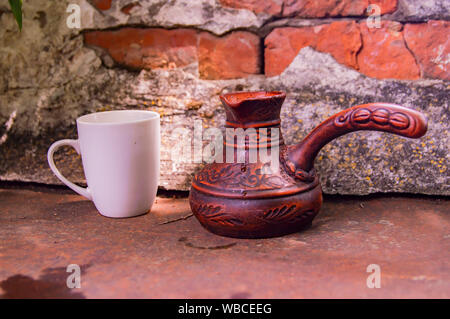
[286,103,428,176]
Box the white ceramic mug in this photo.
[48,110,160,218]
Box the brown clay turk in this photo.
[189,91,427,239]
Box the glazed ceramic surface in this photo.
[48,110,160,218]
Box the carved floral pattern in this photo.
[194,163,290,189]
[193,202,316,227]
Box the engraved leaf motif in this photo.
[195,204,244,226]
[262,206,315,224]
[264,205,297,220]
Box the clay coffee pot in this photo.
[189,91,427,238]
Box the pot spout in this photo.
[286,103,428,176]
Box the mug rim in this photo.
[77,110,160,126]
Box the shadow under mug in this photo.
[47,110,160,218]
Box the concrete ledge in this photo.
[0,187,448,298]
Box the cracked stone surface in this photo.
[0,0,448,195]
[80,0,266,35]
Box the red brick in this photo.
[265,22,361,76]
[315,21,362,70]
[404,20,450,81]
[91,0,112,11]
[265,27,315,76]
[198,31,261,80]
[219,0,283,15]
[357,21,420,80]
[84,28,198,70]
[368,0,398,15]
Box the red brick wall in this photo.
[87,0,449,81]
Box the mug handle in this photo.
[47,139,92,200]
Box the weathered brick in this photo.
[91,0,112,11]
[84,28,198,70]
[315,21,362,70]
[265,27,315,76]
[357,21,420,80]
[369,0,398,15]
[265,22,361,76]
[198,31,261,80]
[85,28,261,80]
[404,20,449,81]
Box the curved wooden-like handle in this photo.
[286,103,428,177]
[332,103,427,137]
